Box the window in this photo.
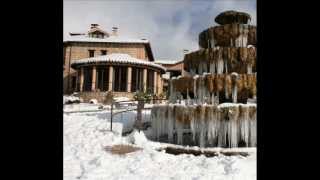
[89,50,95,57]
[113,66,127,92]
[147,70,154,93]
[101,50,107,55]
[131,67,143,92]
[96,66,109,91]
[83,67,93,91]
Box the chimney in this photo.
[112,27,118,36]
[91,24,99,29]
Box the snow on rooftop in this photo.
[155,59,183,65]
[71,53,166,71]
[64,34,149,44]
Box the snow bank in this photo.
[63,103,103,113]
[64,103,256,180]
[63,95,81,104]
[114,96,131,102]
[89,99,98,104]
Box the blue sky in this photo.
[64,0,256,61]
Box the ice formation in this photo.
[151,103,256,148]
[150,11,256,148]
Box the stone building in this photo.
[63,24,165,100]
[155,60,185,93]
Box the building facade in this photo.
[63,24,165,100]
[155,60,185,93]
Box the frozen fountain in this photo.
[150,10,257,148]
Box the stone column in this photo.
[79,67,84,92]
[108,66,113,91]
[157,72,163,94]
[153,71,157,94]
[127,67,132,92]
[91,66,96,91]
[143,68,147,92]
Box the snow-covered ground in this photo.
[63,95,81,104]
[64,103,256,180]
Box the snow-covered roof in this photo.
[64,35,149,44]
[71,53,166,71]
[155,59,183,65]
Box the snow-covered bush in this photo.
[89,99,98,104]
[133,89,154,103]
[63,95,81,104]
[103,91,114,104]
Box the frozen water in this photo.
[217,57,224,74]
[209,62,216,74]
[150,103,256,148]
[247,64,253,74]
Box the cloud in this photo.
[64,0,256,61]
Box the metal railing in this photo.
[110,98,168,132]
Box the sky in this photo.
[64,0,256,61]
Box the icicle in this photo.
[211,38,215,48]
[225,59,228,74]
[224,76,229,100]
[186,88,190,105]
[216,91,220,105]
[244,25,249,47]
[218,108,227,147]
[249,106,257,147]
[228,106,239,148]
[190,106,197,142]
[211,92,215,105]
[176,121,184,145]
[209,62,215,74]
[151,103,257,148]
[167,105,174,143]
[207,105,219,146]
[203,62,208,73]
[198,77,203,104]
[150,105,158,140]
[193,76,198,103]
[239,105,250,146]
[217,58,224,74]
[198,62,203,75]
[232,86,238,103]
[152,105,168,141]
[243,35,248,47]
[231,73,239,103]
[247,63,252,74]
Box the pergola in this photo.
[71,53,166,94]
